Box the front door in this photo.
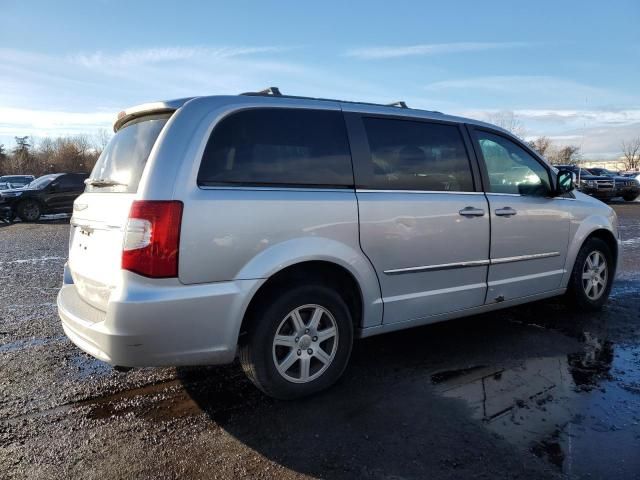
[471,128,570,303]
[347,112,490,324]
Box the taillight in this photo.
[122,200,183,278]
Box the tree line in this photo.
[0,131,111,177]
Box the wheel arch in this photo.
[235,236,383,330]
[239,260,361,339]
[562,220,619,288]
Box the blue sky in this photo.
[1,0,639,157]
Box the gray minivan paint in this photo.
[58,94,620,370]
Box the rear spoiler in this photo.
[113,97,194,132]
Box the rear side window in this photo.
[198,108,353,188]
[55,175,83,189]
[87,114,170,193]
[361,117,474,191]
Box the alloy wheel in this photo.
[272,304,339,383]
[582,250,608,300]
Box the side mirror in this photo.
[556,169,575,195]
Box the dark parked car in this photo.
[587,167,640,201]
[0,175,35,190]
[0,173,88,221]
[554,165,617,201]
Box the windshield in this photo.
[87,114,171,193]
[25,174,59,189]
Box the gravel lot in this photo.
[1,203,639,479]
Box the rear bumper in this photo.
[58,264,262,367]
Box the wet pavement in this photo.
[1,204,640,479]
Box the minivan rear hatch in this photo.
[68,113,172,311]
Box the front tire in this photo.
[16,200,42,222]
[566,237,614,311]
[623,193,639,202]
[240,284,353,399]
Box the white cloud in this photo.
[345,42,530,59]
[0,107,113,141]
[514,108,640,125]
[425,75,614,101]
[69,46,292,68]
[457,107,640,158]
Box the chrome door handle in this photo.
[458,206,485,217]
[495,207,517,217]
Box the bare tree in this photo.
[485,110,526,139]
[621,137,640,171]
[527,136,552,157]
[94,129,112,156]
[549,145,581,165]
[3,134,102,176]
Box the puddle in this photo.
[431,336,640,477]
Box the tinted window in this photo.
[198,108,353,187]
[56,174,85,189]
[360,118,474,191]
[87,114,170,193]
[476,131,551,196]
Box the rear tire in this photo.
[16,200,42,222]
[240,283,353,399]
[565,237,614,311]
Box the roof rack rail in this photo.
[237,88,428,112]
[241,87,282,97]
[387,101,408,108]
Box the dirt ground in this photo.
[1,202,639,479]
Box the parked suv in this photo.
[553,165,617,201]
[587,167,640,201]
[58,91,621,399]
[0,173,88,221]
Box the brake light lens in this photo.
[122,200,183,278]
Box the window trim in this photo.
[467,125,557,197]
[344,112,482,193]
[196,106,355,190]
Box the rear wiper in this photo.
[85,178,128,187]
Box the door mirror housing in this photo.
[556,169,575,195]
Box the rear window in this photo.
[87,114,170,193]
[361,117,474,192]
[197,108,353,188]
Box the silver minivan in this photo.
[58,89,620,398]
